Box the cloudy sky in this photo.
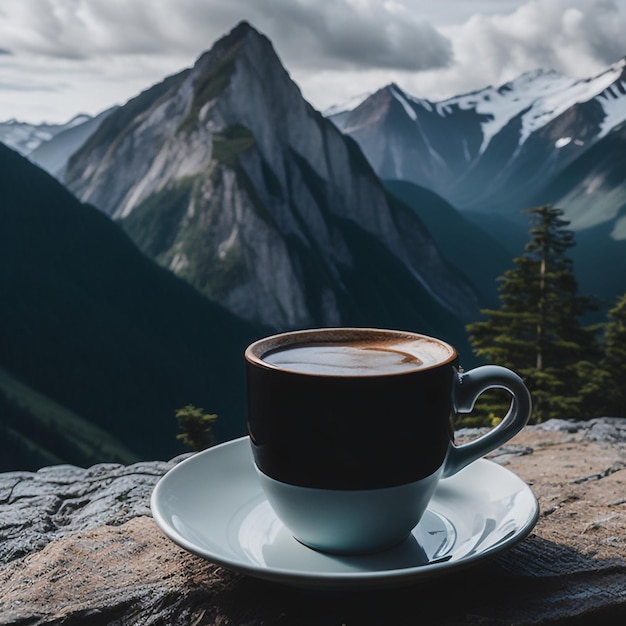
[1,0,624,124]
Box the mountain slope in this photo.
[383,179,513,309]
[529,120,626,309]
[62,21,483,357]
[0,114,91,155]
[28,107,117,178]
[330,60,626,314]
[0,367,139,472]
[532,120,626,235]
[0,142,266,467]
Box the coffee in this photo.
[258,332,454,376]
[263,344,422,375]
[245,327,532,554]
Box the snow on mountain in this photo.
[597,58,626,137]
[323,91,372,118]
[328,57,626,315]
[431,58,626,154]
[0,114,91,155]
[330,56,626,215]
[322,91,373,128]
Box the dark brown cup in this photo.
[244,327,532,554]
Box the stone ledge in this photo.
[0,418,625,625]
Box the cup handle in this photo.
[442,365,532,478]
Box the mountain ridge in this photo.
[330,57,626,312]
[61,20,482,354]
[330,57,626,214]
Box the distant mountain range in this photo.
[29,107,118,178]
[329,60,626,313]
[10,29,626,317]
[330,60,626,216]
[0,114,92,154]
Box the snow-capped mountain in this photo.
[0,109,117,178]
[330,58,626,219]
[440,60,626,152]
[0,114,91,155]
[330,58,626,310]
[28,107,117,178]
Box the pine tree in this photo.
[467,205,599,422]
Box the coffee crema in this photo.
[260,334,454,376]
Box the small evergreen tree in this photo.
[175,404,218,451]
[467,205,599,422]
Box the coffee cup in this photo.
[245,327,531,555]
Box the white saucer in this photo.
[151,436,539,590]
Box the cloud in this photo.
[247,0,453,71]
[0,0,624,122]
[399,0,626,100]
[0,0,452,72]
[0,80,58,93]
[568,0,626,65]
[456,0,625,75]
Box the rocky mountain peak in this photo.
[336,84,396,133]
[61,21,481,345]
[191,19,274,88]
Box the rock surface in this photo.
[1,418,625,625]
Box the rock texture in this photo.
[62,22,480,334]
[1,418,625,625]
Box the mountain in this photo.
[382,179,513,309]
[0,141,266,469]
[61,21,482,357]
[28,107,118,178]
[330,59,626,312]
[0,114,92,155]
[0,109,117,180]
[330,60,626,216]
[0,366,139,472]
[531,119,626,310]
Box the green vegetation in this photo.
[175,404,218,451]
[120,143,256,305]
[196,245,247,301]
[0,368,139,471]
[194,58,235,104]
[577,292,626,418]
[466,204,626,424]
[212,125,255,167]
[170,214,248,301]
[600,294,626,415]
[119,178,194,261]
